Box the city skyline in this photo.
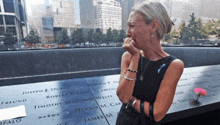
[80,0,122,33]
[26,0,220,28]
[26,0,80,24]
[26,0,191,25]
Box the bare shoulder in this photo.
[164,58,184,80]
[169,59,184,71]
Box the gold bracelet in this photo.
[124,75,136,81]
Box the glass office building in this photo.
[0,0,27,44]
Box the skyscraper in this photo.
[50,0,77,40]
[29,0,77,43]
[121,0,145,31]
[79,0,96,29]
[80,0,122,33]
[30,4,53,43]
[95,0,122,33]
[0,0,28,44]
[51,0,77,29]
[199,0,220,21]
[167,0,220,26]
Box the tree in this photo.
[105,28,113,44]
[112,29,119,42]
[170,29,179,39]
[196,18,209,39]
[86,29,94,43]
[57,29,70,45]
[25,29,40,47]
[163,29,180,45]
[196,18,202,31]
[71,28,85,45]
[170,29,180,44]
[214,20,220,38]
[208,19,220,38]
[118,29,126,42]
[3,28,16,47]
[187,13,202,44]
[163,34,171,42]
[199,21,212,39]
[70,30,77,45]
[179,21,190,44]
[93,28,103,44]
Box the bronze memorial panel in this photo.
[1,65,220,124]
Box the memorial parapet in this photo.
[1,47,220,85]
[0,65,220,124]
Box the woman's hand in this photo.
[122,38,140,56]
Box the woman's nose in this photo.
[126,28,131,37]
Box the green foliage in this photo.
[57,29,70,45]
[199,24,210,38]
[71,28,85,45]
[118,29,126,42]
[163,34,171,41]
[86,29,94,42]
[196,18,208,38]
[3,28,16,46]
[214,23,220,37]
[69,28,126,46]
[209,20,220,37]
[179,21,189,41]
[196,18,202,30]
[197,19,220,38]
[187,13,202,41]
[176,13,203,44]
[93,28,103,44]
[25,29,40,45]
[112,29,119,42]
[105,28,113,43]
[170,29,179,39]
[172,13,220,45]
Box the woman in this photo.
[116,1,184,125]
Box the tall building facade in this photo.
[121,0,145,32]
[0,0,28,44]
[199,0,220,22]
[80,0,122,33]
[50,0,77,38]
[168,0,220,27]
[80,0,96,29]
[182,2,197,22]
[170,1,195,28]
[29,4,53,43]
[95,0,122,33]
[29,0,77,43]
[51,0,77,29]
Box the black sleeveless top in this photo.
[116,55,177,125]
[133,55,177,104]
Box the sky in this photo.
[25,0,80,24]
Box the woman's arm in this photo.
[116,51,140,104]
[129,59,184,122]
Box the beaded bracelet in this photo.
[124,75,136,81]
[127,68,138,73]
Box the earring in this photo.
[151,34,154,37]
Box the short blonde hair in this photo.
[132,1,173,39]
